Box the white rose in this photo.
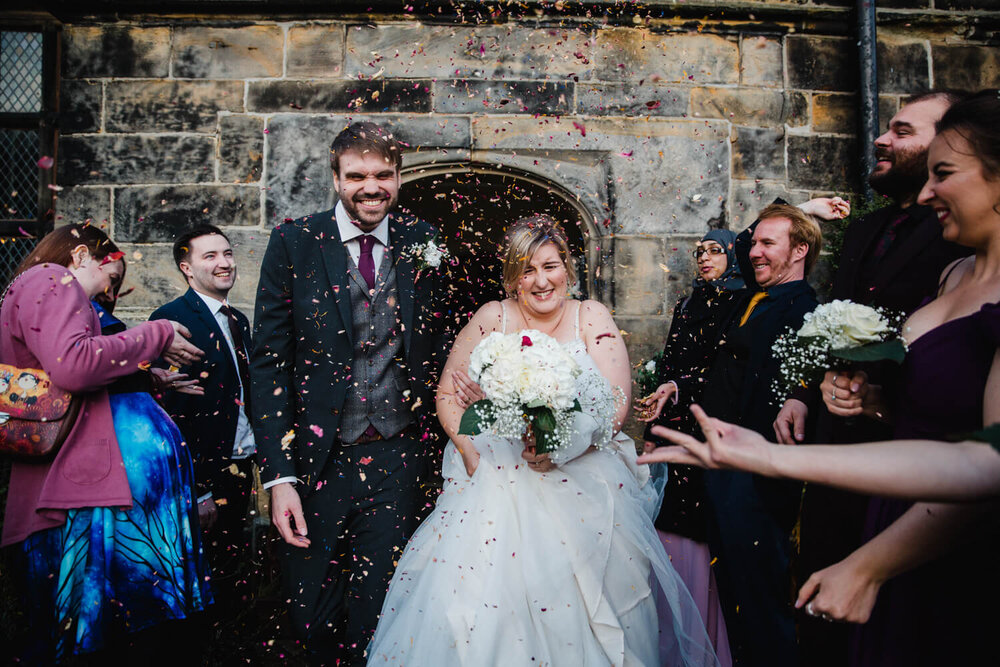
[424,242,444,268]
[839,304,889,345]
[645,359,657,373]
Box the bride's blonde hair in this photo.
[501,215,577,298]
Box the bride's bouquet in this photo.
[458,330,582,454]
[771,299,906,401]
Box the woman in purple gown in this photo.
[808,89,1000,666]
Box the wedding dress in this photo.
[368,303,719,666]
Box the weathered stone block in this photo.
[63,26,170,79]
[935,0,1000,8]
[876,41,929,94]
[614,235,667,317]
[59,136,215,185]
[116,226,268,318]
[691,87,789,127]
[740,35,782,88]
[577,83,689,117]
[473,117,730,236]
[220,115,264,184]
[60,80,101,134]
[732,126,785,180]
[173,26,283,79]
[265,114,472,222]
[931,45,1000,91]
[788,134,859,192]
[345,24,594,81]
[288,23,345,77]
[877,0,930,7]
[53,186,111,226]
[786,91,810,128]
[434,80,572,115]
[616,314,672,385]
[115,185,260,242]
[595,29,739,85]
[787,36,855,92]
[730,180,811,231]
[813,94,899,134]
[248,80,433,113]
[106,81,244,133]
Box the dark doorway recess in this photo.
[399,164,590,326]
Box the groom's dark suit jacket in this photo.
[250,207,450,491]
[151,288,254,499]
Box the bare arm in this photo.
[798,500,998,622]
[580,300,631,431]
[436,301,503,476]
[640,405,1000,501]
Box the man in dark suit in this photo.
[150,224,256,614]
[250,121,449,666]
[771,90,970,667]
[700,203,823,667]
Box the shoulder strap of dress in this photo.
[500,300,508,333]
[937,257,968,296]
[574,300,582,338]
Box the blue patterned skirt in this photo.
[20,392,213,660]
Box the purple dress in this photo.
[852,300,1000,667]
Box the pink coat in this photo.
[0,264,174,546]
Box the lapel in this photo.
[870,206,940,296]
[389,214,416,356]
[182,288,233,370]
[317,213,354,346]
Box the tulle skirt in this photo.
[368,432,719,666]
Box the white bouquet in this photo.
[771,300,905,401]
[459,330,582,454]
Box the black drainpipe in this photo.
[858,0,879,201]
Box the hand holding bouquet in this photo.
[458,330,582,454]
[771,300,905,401]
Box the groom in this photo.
[251,121,450,665]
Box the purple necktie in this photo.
[358,234,376,290]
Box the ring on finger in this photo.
[805,602,817,617]
[830,390,837,401]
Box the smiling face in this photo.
[695,240,729,282]
[516,242,569,317]
[870,97,950,204]
[918,129,1000,248]
[180,233,236,301]
[333,149,401,232]
[748,217,807,288]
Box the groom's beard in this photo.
[341,191,398,230]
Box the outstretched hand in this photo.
[636,404,775,476]
[634,382,677,422]
[162,321,205,368]
[799,196,850,221]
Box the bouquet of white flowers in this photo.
[635,352,664,397]
[771,299,906,401]
[407,237,450,271]
[458,330,582,454]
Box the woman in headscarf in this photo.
[636,228,744,666]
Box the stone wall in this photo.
[49,3,1000,365]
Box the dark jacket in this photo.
[250,208,450,490]
[150,288,253,498]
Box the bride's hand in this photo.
[451,369,486,409]
[521,431,555,473]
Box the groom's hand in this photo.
[271,482,311,548]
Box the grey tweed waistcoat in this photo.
[339,246,412,444]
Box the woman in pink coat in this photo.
[1,224,210,663]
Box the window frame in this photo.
[0,25,59,237]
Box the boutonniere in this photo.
[407,237,451,275]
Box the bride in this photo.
[367,215,718,666]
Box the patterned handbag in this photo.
[0,363,82,460]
